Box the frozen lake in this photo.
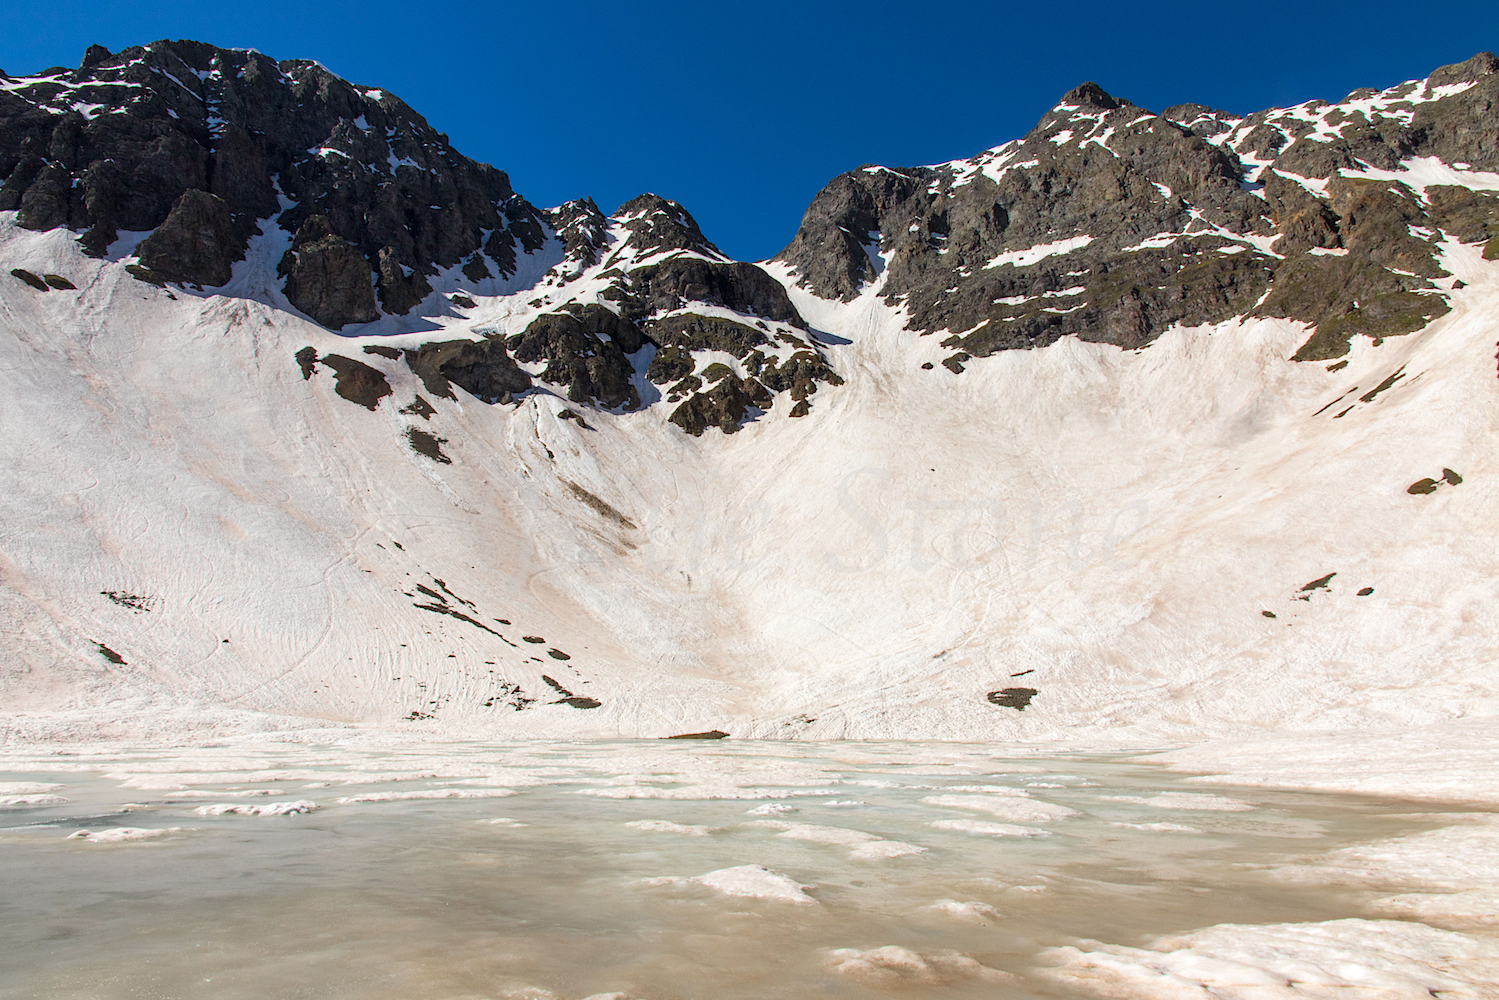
[0,740,1478,999]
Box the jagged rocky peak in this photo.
[612,192,725,261]
[497,193,841,432]
[0,38,550,327]
[775,54,1499,368]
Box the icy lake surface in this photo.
[0,740,1478,999]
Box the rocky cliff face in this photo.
[775,54,1499,368]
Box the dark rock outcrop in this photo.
[9,268,48,291]
[134,189,242,286]
[280,215,379,328]
[403,338,532,403]
[669,375,772,436]
[497,194,838,425]
[318,354,391,410]
[506,312,639,410]
[617,259,807,328]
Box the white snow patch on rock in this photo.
[984,235,1094,268]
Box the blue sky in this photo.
[3,1,1497,261]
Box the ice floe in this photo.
[624,819,715,836]
[644,864,817,904]
[922,793,1081,822]
[928,818,1052,837]
[1040,919,1499,999]
[67,826,184,843]
[825,945,1014,984]
[193,799,319,816]
[744,820,926,858]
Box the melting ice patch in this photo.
[927,899,1002,922]
[826,946,1014,985]
[744,820,926,859]
[624,819,715,836]
[1098,792,1254,812]
[0,783,63,795]
[193,800,319,816]
[336,789,517,804]
[928,819,1052,837]
[644,864,817,904]
[577,786,836,801]
[67,827,184,843]
[922,793,1081,823]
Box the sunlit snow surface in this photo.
[2,740,1498,999]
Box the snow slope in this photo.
[4,192,1499,743]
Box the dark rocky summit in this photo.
[0,39,548,326]
[774,53,1499,365]
[491,193,842,424]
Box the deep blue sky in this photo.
[3,1,1497,260]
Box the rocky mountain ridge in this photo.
[4,41,1498,428]
[776,54,1499,368]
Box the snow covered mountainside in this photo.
[3,41,1499,741]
